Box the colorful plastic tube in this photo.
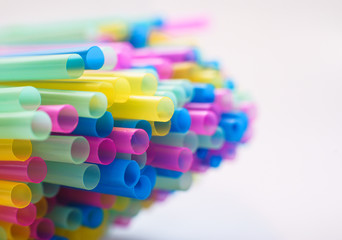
[146,143,193,172]
[38,105,78,133]
[213,88,233,113]
[108,127,149,155]
[149,121,171,136]
[158,85,187,107]
[191,83,215,102]
[131,57,173,79]
[99,46,117,70]
[83,71,157,96]
[116,153,147,169]
[158,79,193,102]
[57,188,116,209]
[112,197,131,212]
[114,119,152,140]
[172,62,199,79]
[85,137,116,165]
[109,95,174,122]
[32,135,90,164]
[0,181,31,208]
[46,197,57,214]
[151,131,198,153]
[188,110,218,135]
[35,197,48,218]
[0,157,47,183]
[141,166,157,187]
[133,46,198,62]
[72,111,114,138]
[39,88,107,118]
[30,218,55,240]
[220,114,247,142]
[42,183,60,198]
[46,205,82,231]
[0,111,52,140]
[0,86,41,112]
[197,126,225,149]
[27,183,43,204]
[0,203,36,226]
[155,90,178,108]
[0,139,32,161]
[44,162,100,190]
[0,54,84,80]
[95,159,140,189]
[77,205,104,228]
[0,221,30,240]
[154,172,193,191]
[0,226,5,240]
[170,108,191,133]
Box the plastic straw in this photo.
[170,108,191,133]
[0,54,84,80]
[0,221,30,240]
[116,153,147,169]
[146,143,193,172]
[151,131,198,153]
[46,205,82,231]
[133,46,198,62]
[42,183,60,198]
[99,46,117,70]
[35,197,48,218]
[191,83,215,103]
[0,86,41,112]
[149,121,171,136]
[158,79,193,102]
[72,111,114,138]
[27,183,43,204]
[85,137,116,165]
[76,205,103,228]
[0,203,36,226]
[156,168,182,179]
[108,127,149,155]
[197,126,225,149]
[0,139,32,161]
[32,135,90,164]
[213,88,233,113]
[141,166,157,187]
[57,188,116,209]
[0,156,47,183]
[38,105,78,133]
[114,119,152,140]
[39,88,107,118]
[188,110,218,135]
[44,162,100,190]
[30,218,55,240]
[109,95,174,122]
[112,197,130,211]
[0,181,31,208]
[0,226,6,240]
[155,90,178,108]
[0,111,52,140]
[172,62,199,79]
[154,172,193,191]
[158,85,187,107]
[83,71,157,96]
[131,57,172,79]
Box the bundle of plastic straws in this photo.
[0,16,256,240]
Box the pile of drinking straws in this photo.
[0,16,256,240]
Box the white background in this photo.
[1,0,342,239]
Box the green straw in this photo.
[151,131,198,153]
[32,135,90,164]
[157,85,187,107]
[154,90,178,108]
[0,111,51,140]
[42,183,60,198]
[46,205,82,231]
[197,126,225,150]
[155,172,193,191]
[27,182,43,204]
[0,86,41,112]
[0,54,84,80]
[0,226,6,240]
[39,88,107,118]
[44,162,100,190]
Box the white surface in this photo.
[1,1,342,239]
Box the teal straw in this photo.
[154,172,193,191]
[39,88,107,118]
[27,182,43,204]
[0,54,84,80]
[0,86,41,112]
[0,111,51,140]
[42,183,60,198]
[46,205,82,231]
[44,162,100,190]
[157,85,187,107]
[154,90,178,108]
[32,135,90,164]
[151,131,199,153]
[158,79,194,102]
[197,126,225,150]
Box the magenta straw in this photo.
[108,127,149,155]
[162,16,209,32]
[85,137,116,165]
[213,89,233,114]
[0,203,36,226]
[30,218,55,240]
[38,105,78,133]
[146,143,193,172]
[101,42,133,69]
[131,57,173,79]
[190,155,210,173]
[152,190,171,202]
[57,188,116,209]
[114,217,132,227]
[188,110,218,135]
[46,197,57,214]
[133,47,197,62]
[0,156,47,183]
[239,102,257,123]
[185,102,220,116]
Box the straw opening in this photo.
[153,121,171,136]
[10,224,30,240]
[141,73,158,95]
[88,208,103,228]
[83,165,100,190]
[31,111,52,140]
[57,105,78,133]
[178,148,193,172]
[11,184,31,208]
[43,183,60,198]
[66,54,85,78]
[124,162,140,188]
[175,109,191,132]
[98,139,116,165]
[136,120,152,140]
[156,97,174,122]
[16,204,36,226]
[203,112,217,134]
[89,93,107,118]
[183,132,198,153]
[130,130,149,154]
[67,209,82,230]
[86,46,105,70]
[36,218,54,240]
[19,86,41,111]
[134,176,152,200]
[12,139,32,161]
[27,157,47,183]
[95,112,114,138]
[132,152,147,169]
[179,172,193,191]
[71,137,90,164]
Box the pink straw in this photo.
[38,105,78,133]
[0,203,36,226]
[185,102,220,116]
[188,110,218,135]
[238,102,257,124]
[131,57,173,79]
[213,89,233,114]
[30,218,55,240]
[85,137,116,165]
[57,188,116,209]
[0,156,47,183]
[152,190,171,202]
[146,143,193,172]
[108,127,149,155]
[114,217,132,227]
